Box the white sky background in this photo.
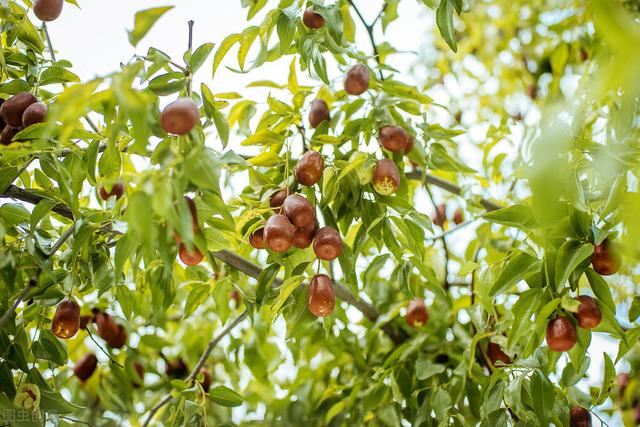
[40,0,621,424]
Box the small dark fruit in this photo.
[74,353,98,382]
[295,151,324,186]
[433,204,447,227]
[404,136,415,154]
[313,226,342,261]
[372,159,401,196]
[308,99,330,128]
[379,125,410,152]
[453,208,464,225]
[308,274,335,317]
[99,182,125,201]
[546,316,577,352]
[0,126,21,146]
[302,9,325,29]
[344,64,370,96]
[283,194,315,228]
[198,367,212,392]
[132,362,145,388]
[106,324,127,349]
[0,92,38,127]
[487,342,512,367]
[179,244,204,266]
[569,406,591,427]
[575,295,601,329]
[249,228,266,249]
[160,98,199,135]
[591,238,621,276]
[166,358,189,378]
[22,101,47,128]
[293,222,317,249]
[263,214,295,252]
[34,0,64,21]
[270,189,289,210]
[406,298,429,328]
[95,312,118,343]
[51,300,80,339]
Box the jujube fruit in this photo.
[106,324,127,349]
[231,289,242,307]
[264,214,295,252]
[344,64,370,95]
[308,274,335,317]
[99,182,125,201]
[22,102,47,128]
[132,362,145,388]
[95,312,118,342]
[283,194,315,228]
[270,189,288,210]
[591,238,621,276]
[308,99,330,128]
[487,342,511,367]
[74,353,98,382]
[313,226,342,261]
[0,126,20,146]
[249,228,266,249]
[453,208,464,225]
[79,314,93,330]
[198,367,211,392]
[51,300,80,339]
[546,316,577,352]
[34,0,64,21]
[166,357,189,378]
[406,298,429,327]
[295,151,324,186]
[569,406,591,427]
[302,9,325,29]
[293,222,317,249]
[379,125,410,152]
[0,92,38,127]
[160,98,199,135]
[575,295,601,329]
[179,244,204,266]
[433,204,447,227]
[372,159,401,196]
[404,136,415,154]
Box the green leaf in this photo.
[531,369,555,425]
[595,353,615,405]
[630,296,640,322]
[489,251,540,296]
[209,385,243,407]
[436,0,457,52]
[128,6,174,46]
[189,42,215,73]
[483,205,537,229]
[39,66,80,86]
[256,263,281,305]
[184,282,210,318]
[585,268,615,313]
[266,275,304,326]
[213,33,242,77]
[554,241,593,291]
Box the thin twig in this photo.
[187,20,195,51]
[346,0,385,80]
[424,185,450,290]
[426,219,475,241]
[85,328,123,368]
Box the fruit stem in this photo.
[85,328,124,368]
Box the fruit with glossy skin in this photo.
[270,189,289,210]
[95,312,118,343]
[404,136,415,154]
[546,316,577,352]
[433,204,447,227]
[99,182,125,201]
[487,342,512,367]
[34,0,63,21]
[179,244,204,266]
[293,222,317,249]
[308,99,330,128]
[295,151,324,186]
[302,9,325,29]
[575,295,601,329]
[249,228,266,249]
[0,92,38,127]
[74,353,98,382]
[313,226,342,261]
[406,298,429,327]
[160,98,199,135]
[379,125,410,152]
[344,64,370,95]
[51,300,80,339]
[569,406,591,427]
[198,367,212,392]
[308,274,335,317]
[106,324,127,349]
[453,208,464,225]
[264,214,295,252]
[372,159,401,196]
[283,194,315,228]
[22,102,47,128]
[591,238,621,276]
[0,126,21,145]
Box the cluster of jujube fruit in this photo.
[0,92,48,145]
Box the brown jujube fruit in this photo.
[487,342,511,367]
[34,0,64,21]
[344,64,370,95]
[95,312,118,343]
[179,244,204,266]
[308,99,330,128]
[249,228,266,249]
[308,274,335,317]
[106,324,127,349]
[160,98,199,135]
[546,316,577,352]
[74,353,98,382]
[295,151,324,186]
[51,300,80,339]
[166,358,189,378]
[99,182,125,201]
[591,238,621,276]
[302,9,325,29]
[283,194,315,228]
[569,406,591,427]
[132,362,145,388]
[406,298,429,327]
[379,125,410,152]
[403,136,415,154]
[22,101,47,128]
[270,189,289,210]
[264,214,295,252]
[231,289,242,307]
[575,295,601,329]
[313,226,342,261]
[372,159,401,196]
[293,222,317,249]
[453,208,464,225]
[433,204,447,227]
[0,92,38,127]
[198,367,212,392]
[0,126,21,146]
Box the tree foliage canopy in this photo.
[1,0,640,425]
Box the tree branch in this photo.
[346,0,385,80]
[1,185,73,220]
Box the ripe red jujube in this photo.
[308,274,335,317]
[308,99,330,128]
[313,226,342,261]
[406,298,429,327]
[302,9,325,29]
[344,64,370,95]
[295,151,324,186]
[591,238,621,276]
[51,300,80,339]
[160,98,199,135]
[546,316,577,352]
[263,214,295,253]
[575,295,601,329]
